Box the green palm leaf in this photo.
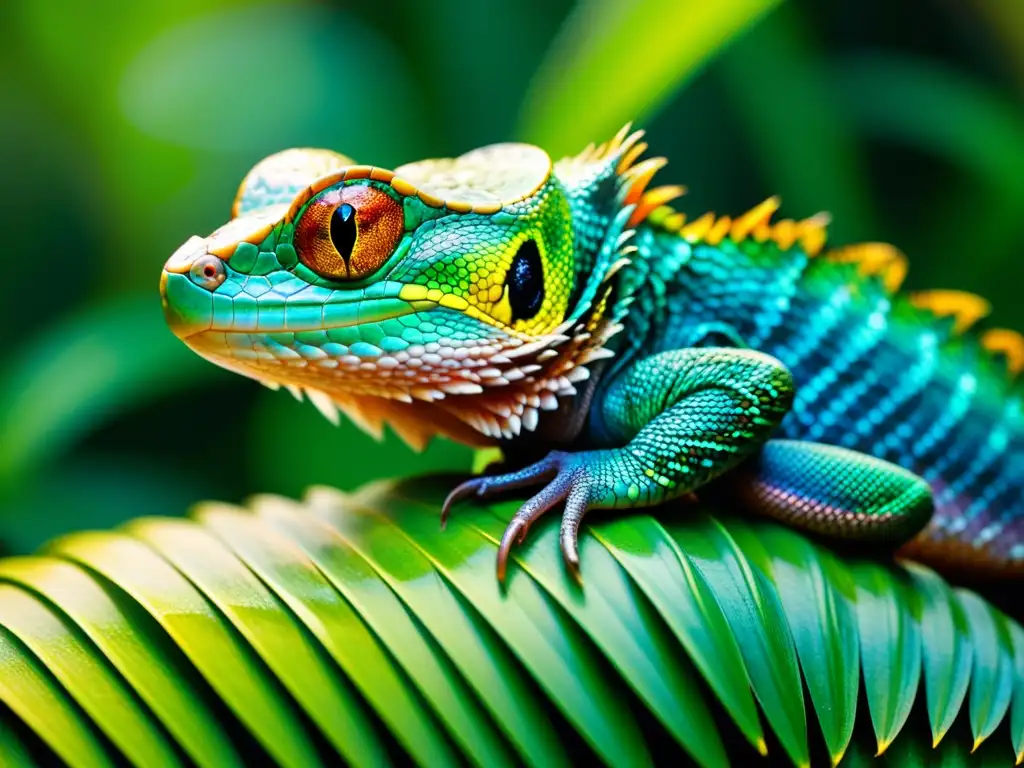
[678,513,809,765]
[732,520,860,765]
[907,562,974,748]
[958,590,1016,751]
[518,0,783,157]
[0,475,1021,767]
[852,560,925,756]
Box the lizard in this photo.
[160,125,1024,583]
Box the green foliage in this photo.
[0,296,215,495]
[1,1,1023,763]
[0,479,1020,767]
[2,0,1023,551]
[518,0,783,157]
[716,4,876,243]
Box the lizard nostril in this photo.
[189,255,226,291]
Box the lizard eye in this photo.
[507,239,544,323]
[294,184,404,280]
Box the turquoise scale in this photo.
[618,224,1023,575]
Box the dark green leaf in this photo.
[347,478,652,767]
[473,504,727,768]
[0,711,33,767]
[257,490,565,768]
[195,501,512,768]
[590,514,766,755]
[730,521,859,766]
[956,589,1014,751]
[126,516,439,768]
[672,512,808,767]
[906,563,973,748]
[851,561,922,755]
[0,477,1020,766]
[1009,620,1024,764]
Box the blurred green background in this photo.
[2,0,1023,555]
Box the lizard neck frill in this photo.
[396,162,655,449]
[232,198,638,452]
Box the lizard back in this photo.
[614,206,1024,578]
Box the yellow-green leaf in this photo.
[0,586,181,768]
[518,0,783,156]
[45,532,321,768]
[0,556,242,768]
[0,627,114,768]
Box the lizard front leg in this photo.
[442,347,795,580]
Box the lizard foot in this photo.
[442,450,611,583]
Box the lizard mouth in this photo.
[160,267,431,340]
[161,260,624,444]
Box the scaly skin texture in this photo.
[160,126,1023,582]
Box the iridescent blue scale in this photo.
[622,224,1023,575]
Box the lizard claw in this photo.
[441,452,564,529]
[559,483,590,584]
[440,451,602,582]
[440,478,482,530]
[496,518,529,582]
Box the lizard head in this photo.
[160,126,675,448]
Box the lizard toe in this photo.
[440,451,605,583]
[440,452,565,528]
[495,471,575,582]
[559,480,592,583]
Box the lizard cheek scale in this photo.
[162,125,1024,582]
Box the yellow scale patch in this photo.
[826,243,908,293]
[906,291,1024,377]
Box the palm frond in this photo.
[0,475,1021,767]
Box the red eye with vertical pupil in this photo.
[293,184,404,280]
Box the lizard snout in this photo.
[163,235,209,273]
[161,236,221,339]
